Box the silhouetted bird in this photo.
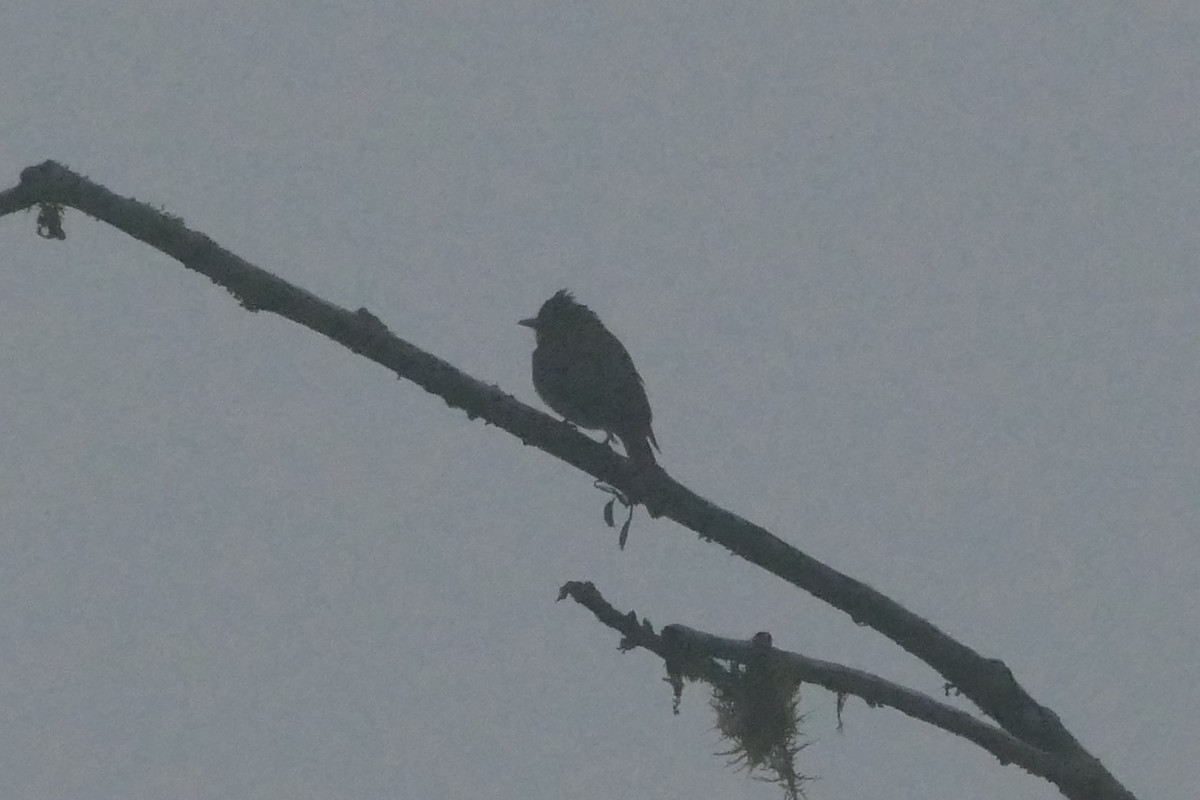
[520,290,659,468]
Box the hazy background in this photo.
[1,3,1196,799]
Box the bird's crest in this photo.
[537,289,601,328]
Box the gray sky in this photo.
[1,3,1196,799]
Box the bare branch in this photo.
[5,162,1136,800]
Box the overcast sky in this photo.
[1,3,1196,799]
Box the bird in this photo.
[519,290,659,468]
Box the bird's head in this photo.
[519,289,599,339]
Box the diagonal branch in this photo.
[2,161,1134,800]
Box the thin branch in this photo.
[561,582,1120,800]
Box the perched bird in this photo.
[520,290,659,468]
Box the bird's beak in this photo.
[518,317,537,328]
